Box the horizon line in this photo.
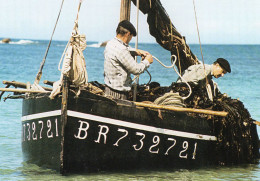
[1,37,260,46]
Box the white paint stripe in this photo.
[21,110,217,141]
[67,110,217,141]
[21,110,61,121]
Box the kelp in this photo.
[131,0,198,73]
[128,81,259,165]
[89,79,259,164]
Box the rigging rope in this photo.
[133,0,140,101]
[50,0,86,99]
[34,0,65,85]
[192,0,206,77]
[192,0,213,101]
[58,0,83,72]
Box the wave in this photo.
[87,43,102,48]
[10,40,37,45]
[0,39,37,45]
[87,41,108,48]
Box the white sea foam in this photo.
[0,39,37,45]
[11,40,36,44]
[87,43,102,48]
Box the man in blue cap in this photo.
[177,58,231,86]
[104,20,153,100]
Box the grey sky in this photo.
[1,0,259,44]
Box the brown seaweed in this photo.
[128,81,259,165]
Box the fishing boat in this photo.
[0,0,259,174]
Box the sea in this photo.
[0,39,259,180]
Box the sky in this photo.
[1,0,260,44]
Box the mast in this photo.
[120,0,140,101]
[120,0,131,21]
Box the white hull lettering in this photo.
[179,141,189,159]
[22,119,59,141]
[74,120,90,139]
[133,132,145,151]
[95,125,109,144]
[21,111,208,159]
[32,122,37,140]
[149,135,160,154]
[73,121,199,159]
[38,120,43,139]
[165,138,177,155]
[113,128,128,146]
[47,120,54,138]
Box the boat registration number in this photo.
[22,118,199,160]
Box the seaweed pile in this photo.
[129,81,259,165]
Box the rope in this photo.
[58,0,83,72]
[58,42,70,71]
[132,55,176,82]
[152,55,176,68]
[50,0,86,99]
[154,92,185,107]
[192,0,213,101]
[176,45,182,74]
[192,0,208,85]
[34,0,65,84]
[74,0,83,30]
[135,0,140,52]
[133,0,140,102]
[171,55,192,100]
[133,55,192,100]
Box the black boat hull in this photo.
[22,92,218,173]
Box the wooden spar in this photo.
[34,0,65,85]
[0,84,10,100]
[120,0,131,21]
[43,80,54,86]
[134,102,228,117]
[253,121,260,126]
[60,76,68,174]
[3,80,52,91]
[0,88,49,93]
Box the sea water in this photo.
[0,39,259,180]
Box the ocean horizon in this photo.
[2,37,260,45]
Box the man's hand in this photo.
[136,49,149,57]
[145,54,153,64]
[135,49,153,64]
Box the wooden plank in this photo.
[3,80,52,91]
[0,88,49,93]
[134,102,228,117]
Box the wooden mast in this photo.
[120,0,131,21]
[120,0,140,101]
